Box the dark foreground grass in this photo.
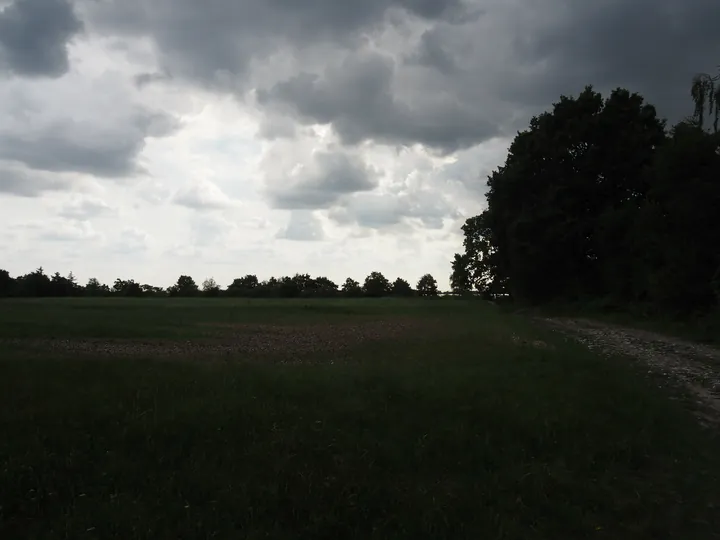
[1,299,720,539]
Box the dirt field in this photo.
[0,318,438,362]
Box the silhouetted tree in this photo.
[363,272,391,297]
[202,277,221,297]
[453,86,666,304]
[391,278,414,297]
[168,275,199,297]
[227,275,259,297]
[85,278,110,296]
[342,278,362,298]
[417,274,439,297]
[113,278,143,297]
[14,267,52,297]
[0,269,14,297]
[691,67,720,132]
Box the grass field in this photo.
[1,298,720,539]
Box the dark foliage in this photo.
[451,82,720,316]
[392,278,415,297]
[417,274,439,297]
[0,269,439,299]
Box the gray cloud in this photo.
[0,109,180,177]
[81,0,717,154]
[276,210,325,241]
[258,50,498,151]
[330,188,459,230]
[414,0,720,126]
[0,0,83,78]
[0,161,72,197]
[267,150,377,209]
[82,0,466,82]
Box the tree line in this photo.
[0,268,441,299]
[451,66,720,315]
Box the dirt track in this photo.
[543,317,720,427]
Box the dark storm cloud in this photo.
[0,110,180,177]
[81,0,718,152]
[268,150,377,209]
[257,51,498,151]
[415,0,720,125]
[0,0,83,77]
[82,0,468,87]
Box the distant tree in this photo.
[391,277,414,297]
[168,275,199,297]
[141,284,165,297]
[15,267,51,297]
[113,278,142,297]
[0,269,14,297]
[342,277,363,298]
[227,275,259,297]
[85,277,110,296]
[256,277,281,298]
[417,274,439,297]
[691,66,720,132]
[48,272,79,297]
[363,272,391,297]
[202,277,221,297]
[303,276,338,298]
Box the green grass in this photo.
[1,298,720,539]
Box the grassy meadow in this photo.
[1,298,719,539]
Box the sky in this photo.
[0,0,718,289]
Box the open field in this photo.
[2,298,720,539]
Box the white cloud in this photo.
[172,178,239,210]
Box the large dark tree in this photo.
[452,86,666,304]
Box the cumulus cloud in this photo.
[13,218,103,243]
[57,194,114,220]
[0,161,74,197]
[276,210,325,241]
[265,148,378,209]
[330,188,459,231]
[113,226,149,253]
[0,0,83,78]
[81,0,467,86]
[172,178,239,210]
[0,71,181,178]
[258,50,498,151]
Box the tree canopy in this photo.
[451,79,720,315]
[0,269,443,299]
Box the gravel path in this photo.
[542,317,720,426]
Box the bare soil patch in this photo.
[1,318,436,363]
[542,317,720,426]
